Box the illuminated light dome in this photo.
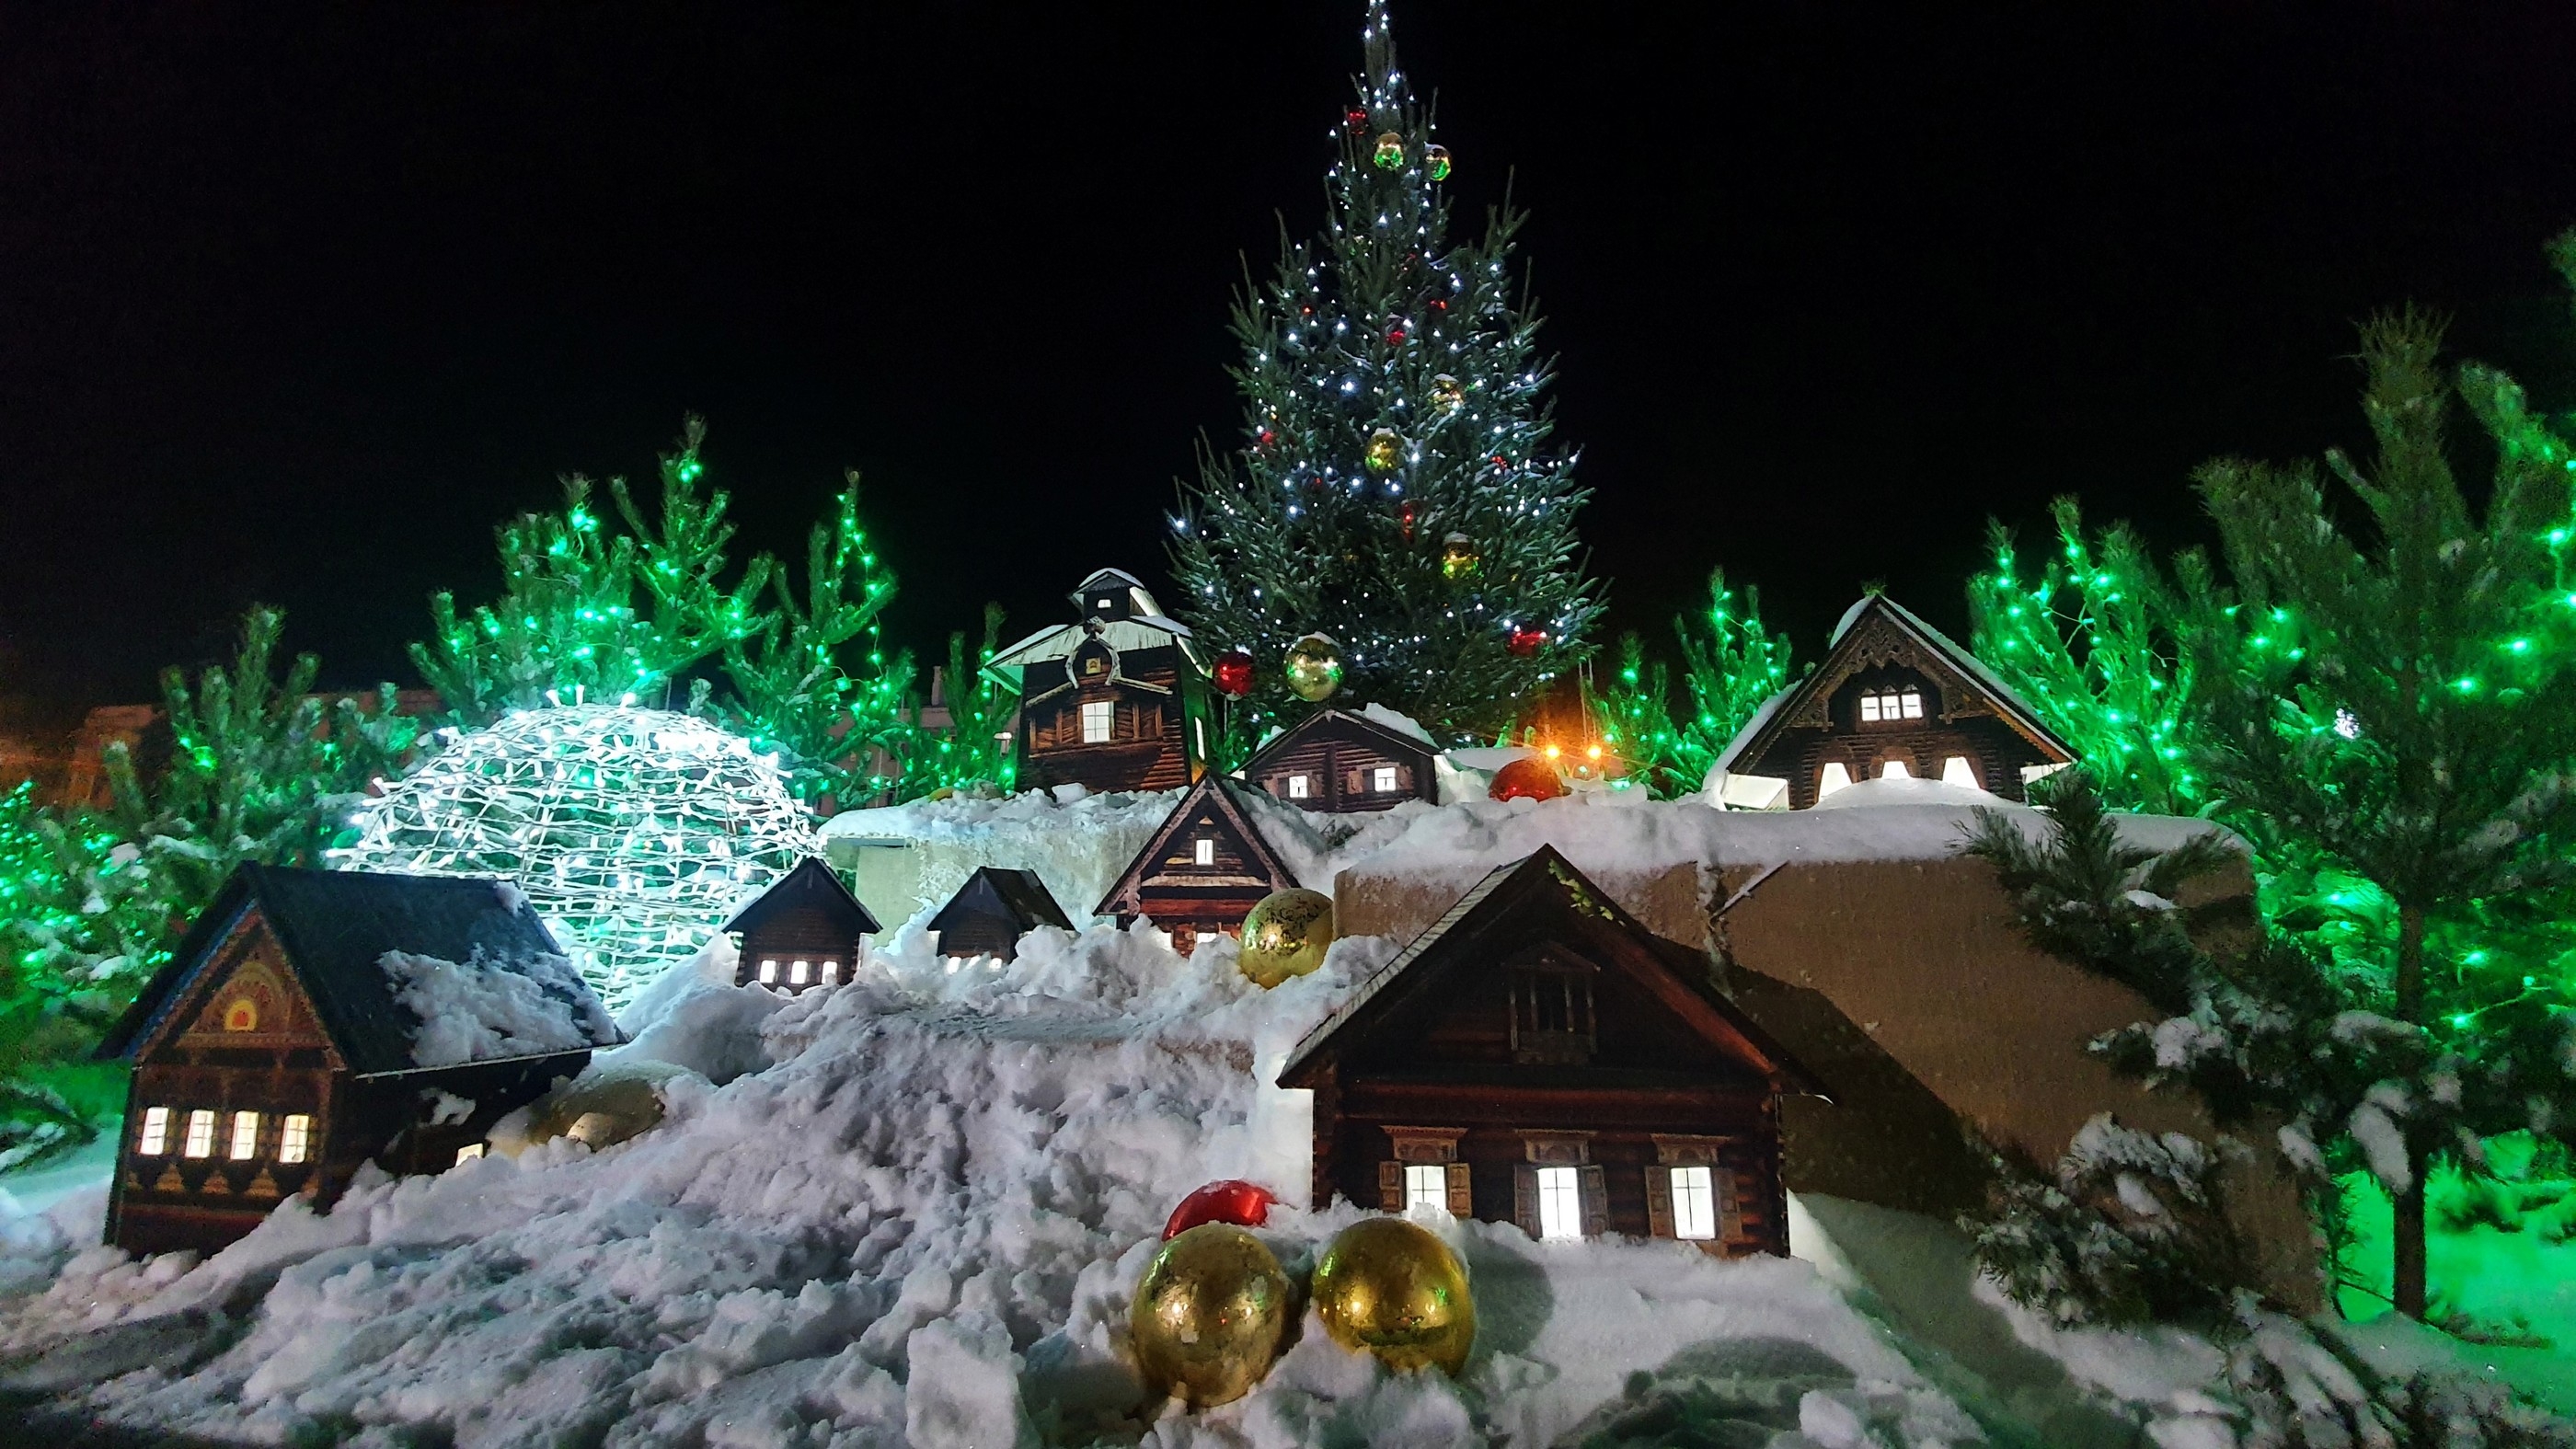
[339,705,818,1010]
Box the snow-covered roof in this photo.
[983,617,1203,682]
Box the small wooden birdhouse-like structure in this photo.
[1716,593,2075,810]
[96,865,621,1258]
[725,857,881,993]
[927,867,1074,962]
[1242,707,1440,813]
[984,568,1213,795]
[1279,847,1820,1257]
[1097,774,1300,956]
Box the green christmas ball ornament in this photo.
[1373,131,1405,169]
[1441,533,1481,582]
[1366,428,1404,473]
[1285,633,1344,702]
[1424,144,1453,181]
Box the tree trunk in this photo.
[2393,902,2428,1321]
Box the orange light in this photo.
[1587,745,1602,760]
[1544,744,1561,759]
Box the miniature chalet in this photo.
[725,857,881,992]
[1242,707,1440,813]
[928,866,1073,962]
[1098,774,1300,956]
[97,865,619,1257]
[1714,592,2075,811]
[984,568,1213,795]
[1280,847,1820,1257]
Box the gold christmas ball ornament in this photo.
[1311,1217,1477,1375]
[1440,533,1481,582]
[1424,144,1453,181]
[1284,633,1344,702]
[1129,1224,1297,1408]
[514,1057,696,1156]
[1365,427,1404,473]
[1428,374,1466,415]
[1237,888,1336,988]
[1373,131,1405,169]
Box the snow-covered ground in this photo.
[0,791,2560,1445]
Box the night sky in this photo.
[6,4,2576,733]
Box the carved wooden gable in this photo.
[147,914,338,1066]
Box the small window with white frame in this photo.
[1372,765,1398,792]
[1857,686,1926,723]
[229,1110,259,1160]
[1535,1166,1582,1239]
[183,1109,215,1158]
[138,1106,172,1156]
[1285,774,1311,799]
[1192,836,1215,867]
[280,1114,312,1164]
[1080,700,1114,744]
[1669,1165,1719,1240]
[1403,1163,1449,1213]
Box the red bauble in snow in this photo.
[1213,650,1257,697]
[1164,1179,1277,1239]
[1507,626,1547,657]
[1488,757,1565,802]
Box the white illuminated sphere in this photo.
[339,705,819,1010]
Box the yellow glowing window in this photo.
[789,960,811,985]
[454,1143,486,1166]
[1192,837,1215,867]
[138,1106,172,1156]
[279,1114,312,1165]
[1535,1166,1581,1239]
[224,998,259,1031]
[182,1110,215,1158]
[228,1111,260,1160]
[821,960,841,984]
[1670,1166,1718,1240]
[1373,765,1398,792]
[758,959,779,984]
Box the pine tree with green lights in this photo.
[1970,500,2211,817]
[1169,3,1599,740]
[2182,303,2576,1322]
[1593,569,1797,798]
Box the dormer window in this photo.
[1092,594,1118,615]
[1192,836,1216,867]
[1857,687,1924,724]
[1509,962,1597,1064]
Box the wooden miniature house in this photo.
[1242,707,1440,813]
[985,568,1213,795]
[1097,775,1300,956]
[96,865,619,1258]
[1715,593,2075,811]
[927,867,1074,962]
[725,857,881,993]
[1279,847,1820,1257]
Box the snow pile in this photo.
[380,948,620,1067]
[2,925,1990,1446]
[822,787,1184,922]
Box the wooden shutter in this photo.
[1513,1165,1539,1237]
[1717,1168,1742,1248]
[1644,1167,1674,1239]
[1578,1165,1608,1238]
[1444,1162,1473,1216]
[1378,1160,1404,1212]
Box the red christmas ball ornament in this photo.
[1257,428,1277,449]
[1489,756,1566,803]
[1345,107,1370,134]
[1398,501,1417,541]
[1164,1179,1277,1240]
[1507,626,1547,657]
[1386,322,1408,345]
[1213,649,1257,697]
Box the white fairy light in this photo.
[338,705,818,1010]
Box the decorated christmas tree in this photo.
[1169,3,1599,740]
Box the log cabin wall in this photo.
[1245,715,1435,813]
[1018,645,1195,794]
[736,906,866,991]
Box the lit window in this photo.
[454,1143,485,1166]
[759,959,779,984]
[1670,1166,1718,1240]
[138,1106,171,1156]
[183,1110,215,1159]
[822,960,841,984]
[1902,690,1924,719]
[1816,763,1852,799]
[1941,755,1978,788]
[1080,700,1114,743]
[279,1115,312,1165]
[1192,836,1215,867]
[790,959,811,985]
[1535,1166,1581,1239]
[1880,758,1910,779]
[1404,1164,1449,1213]
[1373,765,1398,792]
[1286,774,1311,799]
[1858,694,1881,723]
[229,1110,259,1160]
[1859,687,1926,722]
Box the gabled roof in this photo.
[1240,707,1441,776]
[1096,774,1299,914]
[722,857,882,937]
[1715,592,2073,774]
[1279,846,1822,1094]
[98,864,618,1077]
[929,867,1074,935]
[986,570,1202,687]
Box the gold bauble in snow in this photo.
[514,1057,696,1155]
[1237,888,1335,988]
[1129,1224,1296,1407]
[1310,1216,1476,1375]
